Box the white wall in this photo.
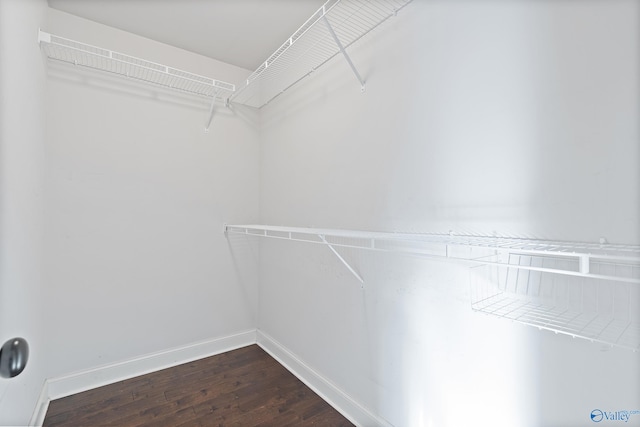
[1,5,262,422]
[0,0,48,424]
[258,1,640,426]
[2,1,637,425]
[40,5,260,394]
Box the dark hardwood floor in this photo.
[43,345,354,426]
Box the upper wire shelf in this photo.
[225,224,640,284]
[38,30,235,101]
[229,0,412,108]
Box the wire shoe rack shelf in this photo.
[470,253,639,351]
[226,224,640,350]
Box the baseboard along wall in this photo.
[30,328,386,427]
[30,330,256,426]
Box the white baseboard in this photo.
[30,381,50,427]
[256,329,391,427]
[29,329,385,427]
[29,329,256,426]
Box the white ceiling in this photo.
[47,0,327,71]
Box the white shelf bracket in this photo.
[37,28,50,44]
[579,254,590,274]
[322,16,366,92]
[205,88,221,133]
[319,234,364,287]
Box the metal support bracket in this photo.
[204,88,221,133]
[322,16,366,92]
[319,235,364,287]
[579,254,590,274]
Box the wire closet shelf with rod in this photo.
[229,0,413,108]
[225,224,640,351]
[38,30,235,131]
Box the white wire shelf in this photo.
[227,224,640,349]
[229,0,412,108]
[225,224,640,284]
[473,294,639,350]
[471,254,640,350]
[38,30,235,100]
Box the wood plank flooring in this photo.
[43,345,354,426]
